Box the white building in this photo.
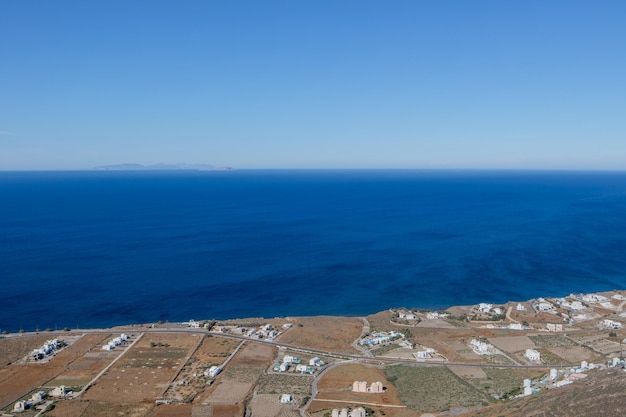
[352,381,367,393]
[546,323,563,332]
[205,366,221,377]
[49,386,66,398]
[478,303,493,313]
[536,302,554,312]
[562,300,585,310]
[426,312,449,319]
[550,369,558,380]
[295,364,313,374]
[309,357,323,366]
[509,323,523,330]
[414,349,436,360]
[31,391,45,404]
[583,294,608,303]
[280,394,293,403]
[601,319,623,329]
[525,349,541,362]
[470,339,492,355]
[13,401,29,412]
[350,407,367,417]
[370,381,384,393]
[516,303,526,311]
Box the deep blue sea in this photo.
[2,170,626,332]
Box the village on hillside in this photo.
[1,290,626,417]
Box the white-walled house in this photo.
[525,349,541,361]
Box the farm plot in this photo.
[0,334,105,409]
[488,336,537,354]
[84,333,200,403]
[462,367,540,400]
[546,346,595,363]
[385,365,488,413]
[198,342,275,406]
[146,404,192,417]
[163,336,241,403]
[46,334,114,387]
[74,401,152,417]
[256,373,313,396]
[248,393,293,417]
[589,338,623,354]
[528,334,577,348]
[277,316,363,354]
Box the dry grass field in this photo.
[277,316,363,354]
[84,333,200,404]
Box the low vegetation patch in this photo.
[529,335,576,348]
[256,374,313,395]
[385,365,487,412]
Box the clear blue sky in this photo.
[1,1,625,170]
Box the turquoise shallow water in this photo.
[1,170,626,332]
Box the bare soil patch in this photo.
[487,335,536,353]
[45,399,91,417]
[249,393,290,417]
[277,316,362,354]
[547,346,595,363]
[80,401,153,417]
[147,404,192,417]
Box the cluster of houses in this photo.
[273,354,323,374]
[396,310,417,321]
[520,357,626,399]
[30,339,65,361]
[331,407,367,417]
[476,303,504,315]
[360,331,404,347]
[101,333,129,351]
[213,323,282,340]
[601,319,623,329]
[426,312,449,319]
[13,391,46,413]
[352,380,383,393]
